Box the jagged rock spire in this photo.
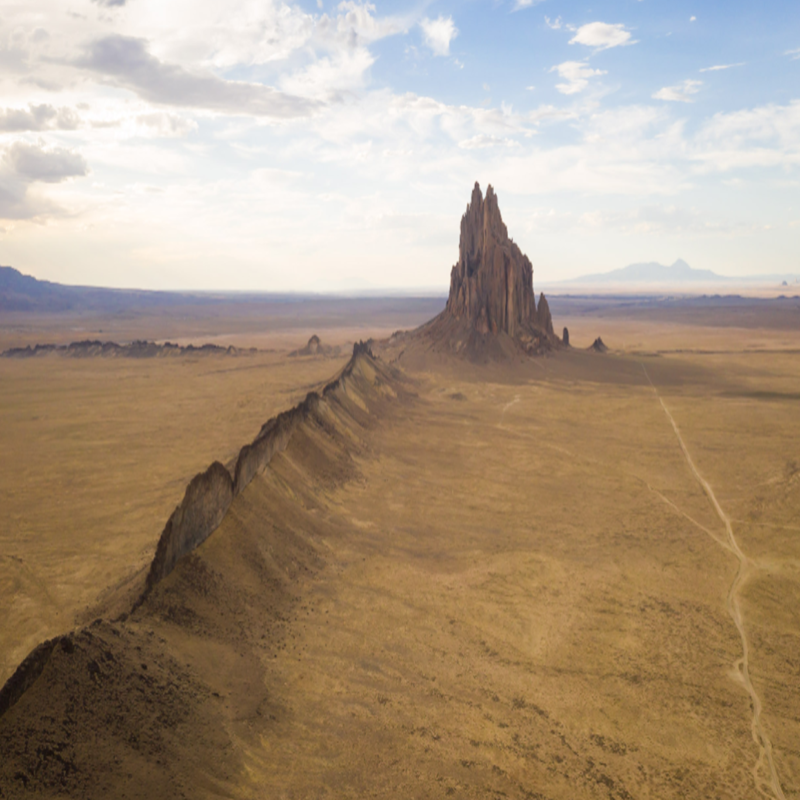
[445,182,546,337]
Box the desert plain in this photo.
[0,295,799,800]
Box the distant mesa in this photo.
[1,340,253,359]
[561,259,800,287]
[289,334,340,358]
[589,337,608,353]
[407,182,561,360]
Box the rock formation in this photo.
[409,182,557,360]
[446,182,551,337]
[589,337,608,353]
[563,327,570,347]
[1,340,253,358]
[289,334,340,358]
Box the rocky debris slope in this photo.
[2,340,255,358]
[395,183,561,362]
[0,343,411,799]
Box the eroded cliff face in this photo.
[445,182,538,338]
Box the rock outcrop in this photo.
[589,337,608,353]
[563,327,570,347]
[1,340,254,358]
[289,334,340,358]
[537,292,554,337]
[446,182,543,337]
[408,182,558,361]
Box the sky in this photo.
[0,0,799,291]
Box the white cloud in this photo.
[569,22,635,51]
[699,63,744,72]
[458,134,519,149]
[420,16,457,56]
[76,35,319,118]
[550,61,606,95]
[135,112,197,138]
[785,48,800,60]
[512,0,543,12]
[544,16,562,30]
[6,141,89,183]
[653,79,703,103]
[0,104,81,132]
[690,16,697,22]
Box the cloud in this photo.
[653,79,702,102]
[458,134,519,149]
[279,47,375,100]
[690,16,696,22]
[544,16,562,30]
[692,100,800,171]
[0,105,81,133]
[0,140,88,221]
[135,113,197,138]
[91,0,127,6]
[569,22,635,51]
[550,61,606,95]
[5,141,89,183]
[420,16,457,56]
[785,48,800,60]
[512,0,544,12]
[699,63,745,72]
[75,35,319,118]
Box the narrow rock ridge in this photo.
[0,341,402,722]
[138,340,377,604]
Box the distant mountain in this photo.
[563,259,799,286]
[0,265,206,312]
[570,259,725,284]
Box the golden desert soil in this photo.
[0,301,798,799]
[0,349,352,685]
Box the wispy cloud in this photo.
[458,134,519,149]
[653,79,702,103]
[785,48,800,60]
[75,35,318,118]
[0,104,81,132]
[544,16,562,30]
[569,22,635,51]
[5,141,89,183]
[551,61,606,95]
[512,0,544,12]
[699,62,745,72]
[420,16,457,56]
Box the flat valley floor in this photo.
[1,299,798,799]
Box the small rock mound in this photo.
[589,337,608,353]
[289,335,340,357]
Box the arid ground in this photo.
[1,296,798,799]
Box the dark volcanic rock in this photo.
[563,327,570,346]
[411,182,557,360]
[289,334,340,358]
[446,183,538,338]
[1,339,252,359]
[537,292,554,337]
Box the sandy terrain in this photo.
[0,299,798,799]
